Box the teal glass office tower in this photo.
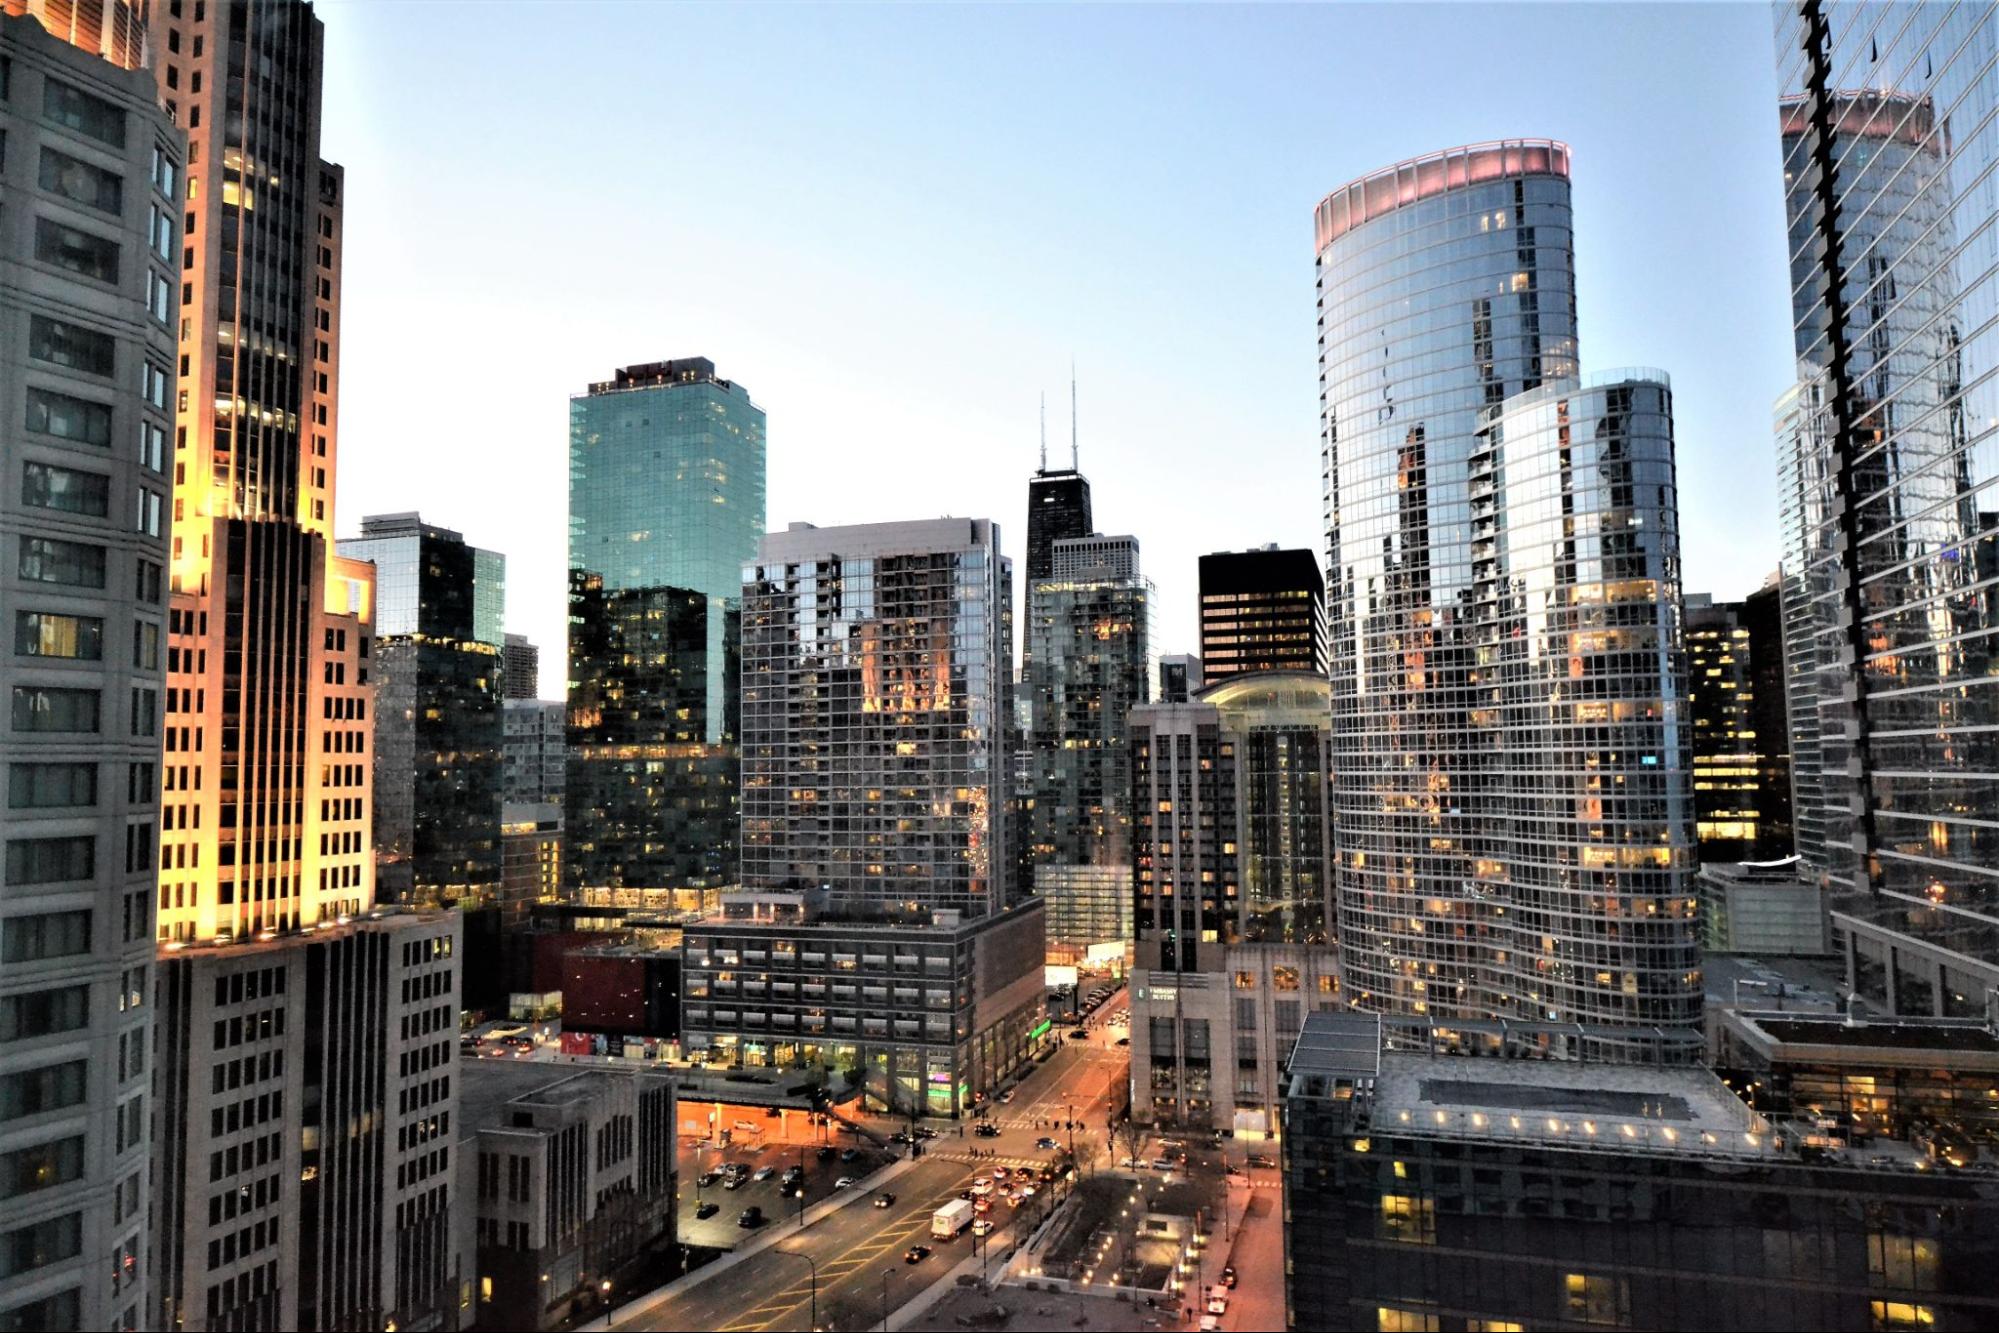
[568,358,766,903]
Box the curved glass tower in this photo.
[1774,0,1999,1017]
[1318,142,1700,1054]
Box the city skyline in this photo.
[315,2,1793,696]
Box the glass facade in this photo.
[1319,142,1700,1053]
[1773,1,1999,1015]
[1686,593,1793,862]
[1025,467,1092,583]
[567,358,765,903]
[335,515,502,906]
[1024,535,1153,872]
[740,519,1010,917]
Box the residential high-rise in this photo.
[0,11,179,1329]
[336,513,503,906]
[1129,672,1337,1131]
[501,698,566,806]
[1197,546,1327,681]
[1024,534,1152,873]
[142,3,464,1327]
[741,519,1011,917]
[1318,141,1700,1057]
[1774,3,1999,1016]
[567,358,764,909]
[501,633,538,701]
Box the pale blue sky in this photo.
[319,1,1791,698]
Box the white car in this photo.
[1199,1317,1222,1332]
[833,1175,857,1189]
[752,1166,776,1182]
[1206,1291,1229,1315]
[971,1218,994,1236]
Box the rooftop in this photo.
[1316,139,1569,252]
[1368,1053,1767,1155]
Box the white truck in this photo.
[931,1198,975,1239]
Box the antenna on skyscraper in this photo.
[1070,359,1079,469]
[1040,392,1048,472]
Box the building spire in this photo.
[1070,358,1079,469]
[1040,391,1048,472]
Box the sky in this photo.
[318,1,1795,700]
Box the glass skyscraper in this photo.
[1318,141,1701,1056]
[1774,1,1999,1016]
[336,513,504,906]
[567,358,765,904]
[1024,535,1153,874]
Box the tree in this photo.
[1072,1135,1103,1177]
[1113,1116,1147,1170]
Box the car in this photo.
[1207,1294,1228,1315]
[737,1207,764,1229]
[1018,1184,1037,1198]
[782,1165,804,1182]
[694,1201,719,1220]
[1035,1137,1059,1151]
[1115,1037,1130,1047]
[1247,1154,1275,1169]
[697,1171,722,1188]
[1068,1029,1090,1041]
[840,1148,861,1163]
[991,1165,1010,1180]
[974,1197,992,1214]
[999,1090,1015,1104]
[873,1192,896,1209]
[915,1126,938,1140]
[834,1175,857,1189]
[1221,1266,1238,1290]
[975,1122,1000,1138]
[723,1174,747,1190]
[972,1218,993,1237]
[817,1145,836,1161]
[1150,1158,1175,1171]
[890,1131,913,1145]
[1199,1317,1222,1332]
[903,1245,931,1264]
[752,1166,776,1182]
[971,1177,993,1195]
[1037,1167,1056,1183]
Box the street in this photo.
[612,994,1131,1333]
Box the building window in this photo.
[1562,1275,1629,1326]
[10,687,100,734]
[1375,1311,1439,1333]
[1379,1194,1436,1244]
[5,836,93,887]
[0,987,90,1043]
[25,387,112,446]
[8,763,96,809]
[1,911,91,964]
[16,611,103,661]
[26,316,114,377]
[0,1062,87,1120]
[24,461,110,518]
[37,147,122,213]
[42,80,125,147]
[18,537,105,588]
[33,217,120,284]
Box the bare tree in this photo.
[1114,1117,1147,1170]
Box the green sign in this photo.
[1029,1020,1052,1041]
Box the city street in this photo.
[612,1018,1132,1333]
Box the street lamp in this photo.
[600,1279,614,1330]
[776,1246,819,1332]
[880,1268,894,1332]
